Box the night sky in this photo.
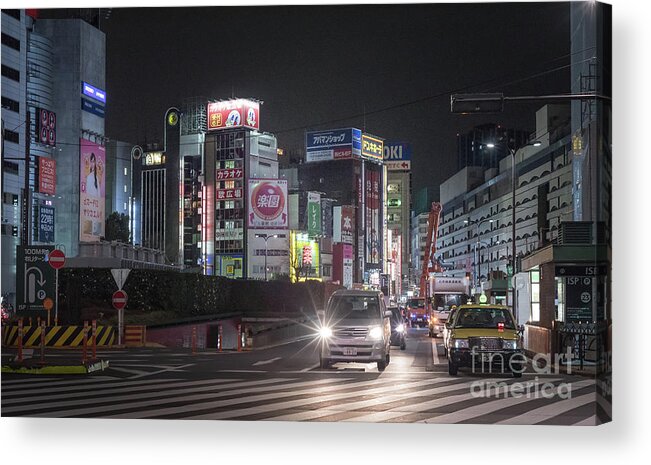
[96,2,571,192]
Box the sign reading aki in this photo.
[248,179,288,229]
[16,246,55,312]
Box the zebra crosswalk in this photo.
[1,373,607,425]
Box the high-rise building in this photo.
[299,128,385,287]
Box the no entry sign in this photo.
[48,249,66,270]
[112,290,128,310]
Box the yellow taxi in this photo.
[446,301,525,377]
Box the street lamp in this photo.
[255,233,286,281]
[485,140,542,318]
[464,218,494,292]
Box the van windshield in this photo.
[328,295,381,320]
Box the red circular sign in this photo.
[251,182,285,221]
[112,290,128,310]
[48,249,66,270]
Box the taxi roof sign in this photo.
[479,293,488,304]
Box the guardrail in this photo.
[2,324,116,347]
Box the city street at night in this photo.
[1,328,607,425]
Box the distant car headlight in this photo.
[319,327,332,338]
[452,338,469,349]
[368,326,383,340]
[503,340,518,350]
[396,324,405,333]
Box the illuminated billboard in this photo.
[81,81,106,104]
[361,134,384,162]
[290,231,320,283]
[207,99,260,131]
[79,139,106,242]
[383,142,412,170]
[248,179,288,229]
[37,156,56,195]
[36,108,56,147]
[305,128,362,162]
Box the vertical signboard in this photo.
[342,244,354,289]
[37,157,56,195]
[248,179,288,229]
[36,108,56,147]
[307,192,322,237]
[38,205,55,243]
[321,198,333,238]
[365,166,381,265]
[79,139,106,242]
[16,245,55,312]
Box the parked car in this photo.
[318,290,392,371]
[388,306,406,350]
[446,304,525,377]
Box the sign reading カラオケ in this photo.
[248,179,288,229]
[207,99,260,131]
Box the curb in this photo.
[1,359,110,375]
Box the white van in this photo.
[318,290,392,371]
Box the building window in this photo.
[530,270,540,322]
[1,96,19,113]
[124,184,128,193]
[3,129,19,144]
[1,32,20,51]
[3,161,19,175]
[124,167,128,176]
[1,64,20,82]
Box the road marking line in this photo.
[496,392,597,425]
[420,379,593,424]
[572,414,597,426]
[70,378,349,419]
[431,339,440,365]
[105,366,149,376]
[187,377,464,421]
[299,364,319,372]
[252,357,282,366]
[129,364,196,379]
[1,378,292,414]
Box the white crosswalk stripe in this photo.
[1,373,601,425]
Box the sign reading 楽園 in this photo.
[79,139,106,242]
[248,179,288,229]
[361,134,384,162]
[383,142,412,170]
[16,245,55,312]
[38,205,55,243]
[305,128,362,162]
[307,192,322,237]
[207,99,260,131]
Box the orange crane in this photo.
[420,202,443,303]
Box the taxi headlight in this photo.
[452,338,469,349]
[368,326,383,340]
[319,327,333,338]
[503,340,518,350]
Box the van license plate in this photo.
[343,347,357,356]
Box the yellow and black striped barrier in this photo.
[1,325,116,348]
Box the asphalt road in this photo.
[1,328,610,424]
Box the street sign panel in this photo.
[16,246,55,312]
[48,249,66,270]
[112,290,128,310]
[111,269,131,290]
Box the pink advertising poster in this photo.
[79,138,106,242]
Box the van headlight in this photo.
[319,327,333,338]
[368,326,383,340]
[396,324,405,333]
[452,338,469,349]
